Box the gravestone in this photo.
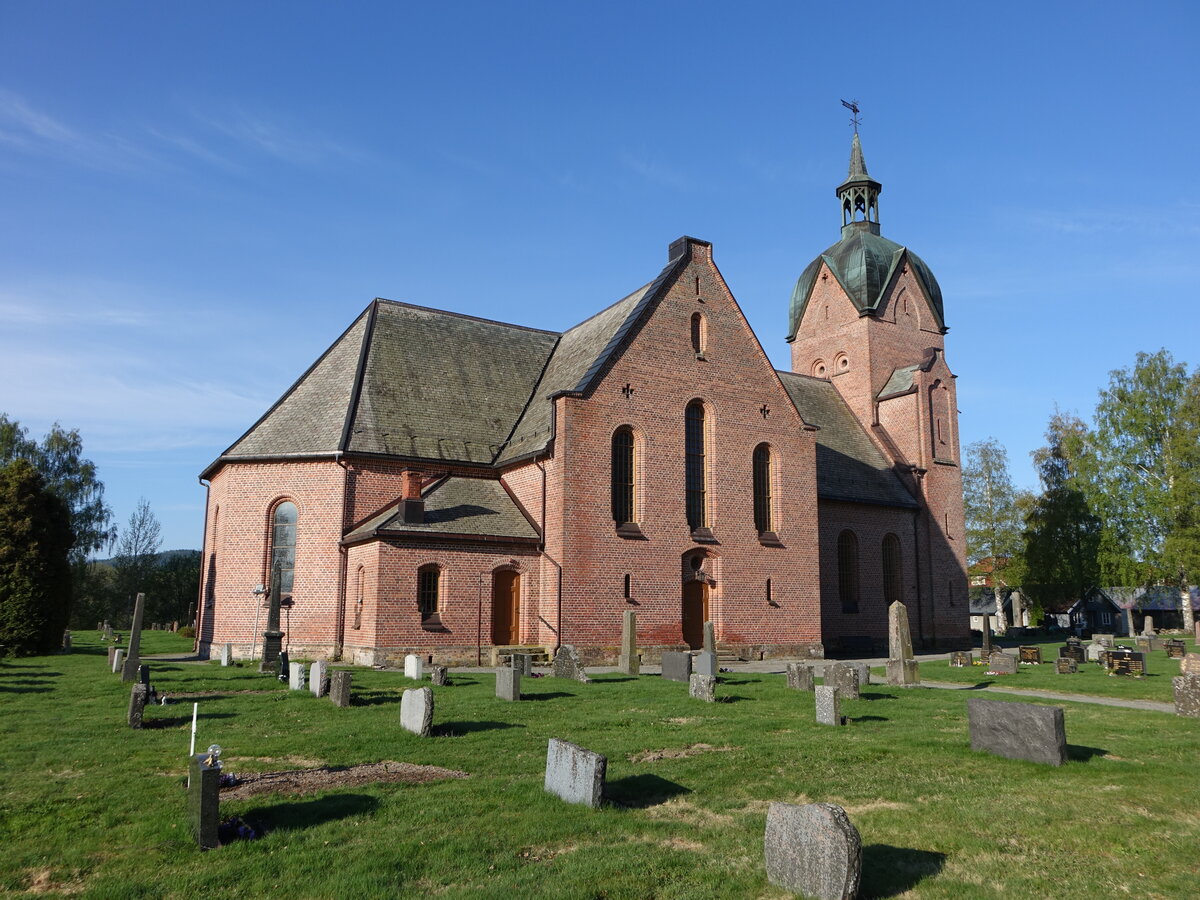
[278,649,289,681]
[112,649,124,674]
[1086,641,1106,662]
[1092,633,1114,647]
[1106,649,1146,677]
[702,621,715,653]
[660,651,693,683]
[617,610,640,675]
[259,561,285,673]
[1059,644,1086,663]
[404,654,424,681]
[329,671,352,707]
[1172,674,1200,718]
[689,673,716,702]
[104,623,113,642]
[1143,618,1156,636]
[544,738,606,808]
[967,697,1066,765]
[510,654,532,677]
[987,652,1017,675]
[949,651,972,667]
[220,643,232,666]
[127,683,149,728]
[121,592,146,682]
[497,667,521,701]
[694,650,718,679]
[1055,658,1078,674]
[980,618,992,659]
[552,645,591,683]
[62,630,72,653]
[764,801,862,900]
[825,663,859,700]
[851,662,870,688]
[886,602,920,686]
[288,661,306,691]
[309,660,328,698]
[189,748,222,850]
[815,686,844,726]
[431,665,449,686]
[1065,635,1082,647]
[400,687,434,736]
[1164,639,1186,659]
[1180,653,1200,676]
[786,663,814,691]
[139,664,150,692]
[1018,645,1042,665]
[108,646,118,668]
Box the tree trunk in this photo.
[993,586,1008,636]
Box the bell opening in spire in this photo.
[837,133,882,233]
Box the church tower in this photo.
[787,132,968,649]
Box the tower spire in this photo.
[836,130,882,234]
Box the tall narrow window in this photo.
[690,312,706,355]
[418,565,440,620]
[837,530,859,614]
[753,443,773,533]
[685,401,707,529]
[271,501,297,596]
[624,574,631,599]
[353,565,364,629]
[611,427,635,525]
[882,534,902,606]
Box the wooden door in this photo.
[682,581,709,650]
[491,570,520,645]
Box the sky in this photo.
[2,1,1198,552]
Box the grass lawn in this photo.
[1,632,1198,899]
[917,634,1198,703]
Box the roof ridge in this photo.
[373,297,560,336]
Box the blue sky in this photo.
[2,1,1198,551]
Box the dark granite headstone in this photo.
[786,663,814,691]
[329,670,351,707]
[763,801,862,900]
[551,645,590,683]
[544,738,606,808]
[1164,640,1186,659]
[189,751,221,849]
[127,683,149,728]
[1173,674,1200,718]
[1106,648,1146,677]
[967,697,1066,765]
[1055,658,1078,674]
[120,592,146,682]
[660,651,693,683]
[949,651,972,667]
[1018,645,1042,665]
[1059,645,1086,663]
[988,652,1017,675]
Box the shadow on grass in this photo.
[860,691,897,701]
[849,715,889,723]
[606,774,691,809]
[859,845,946,897]
[434,721,524,737]
[2,667,63,676]
[964,681,996,690]
[592,676,638,683]
[243,792,380,833]
[0,685,53,694]
[717,678,759,686]
[1067,744,1108,762]
[144,712,237,729]
[717,694,751,703]
[351,693,402,707]
[521,691,574,702]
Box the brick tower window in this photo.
[685,401,707,529]
[270,501,297,597]
[690,312,707,356]
[837,530,859,614]
[753,443,773,533]
[611,426,635,525]
[882,533,902,606]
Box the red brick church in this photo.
[196,134,969,665]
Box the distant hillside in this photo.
[91,549,201,568]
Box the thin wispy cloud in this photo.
[618,151,691,190]
[0,89,79,146]
[192,106,365,167]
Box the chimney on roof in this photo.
[401,469,425,524]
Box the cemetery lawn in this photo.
[918,635,1198,703]
[1,635,1197,899]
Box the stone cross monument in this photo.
[259,562,284,673]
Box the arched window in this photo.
[753,443,773,533]
[271,501,297,596]
[690,312,706,355]
[882,534,902,606]
[685,401,707,530]
[611,427,635,525]
[837,530,859,614]
[418,565,440,621]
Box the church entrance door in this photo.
[681,581,709,650]
[491,570,520,645]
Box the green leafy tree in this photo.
[145,551,201,627]
[1163,369,1200,631]
[1023,414,1102,614]
[0,459,75,654]
[963,438,1025,633]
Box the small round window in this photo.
[812,360,827,378]
[835,353,849,372]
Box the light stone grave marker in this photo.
[431,665,449,686]
[660,651,692,683]
[1181,653,1200,676]
[825,663,859,700]
[1172,674,1200,718]
[764,801,862,900]
[1055,658,1078,674]
[552,645,590,683]
[988,652,1017,675]
[694,650,717,678]
[497,667,521,701]
[815,686,844,726]
[62,630,71,653]
[120,592,146,683]
[967,697,1066,765]
[689,673,716,702]
[220,643,232,666]
[786,663,814,691]
[128,683,149,729]
[288,661,306,691]
[617,610,640,675]
[404,654,424,681]
[400,686,434,736]
[885,601,920,686]
[112,649,124,674]
[702,621,715,653]
[309,660,328,697]
[544,738,606,808]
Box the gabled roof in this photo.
[342,476,539,544]
[775,371,918,509]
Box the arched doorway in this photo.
[682,581,709,650]
[491,570,520,645]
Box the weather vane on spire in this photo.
[840,99,861,134]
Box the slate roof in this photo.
[776,371,918,509]
[342,476,539,544]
